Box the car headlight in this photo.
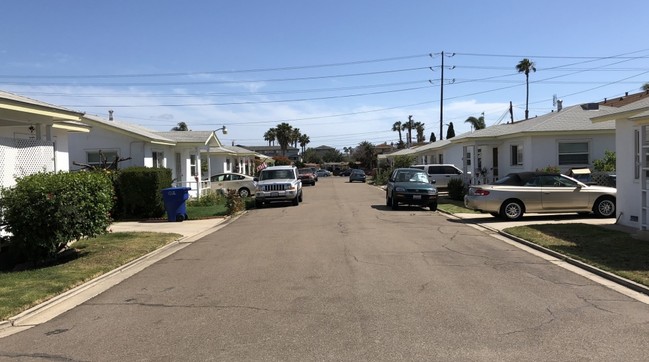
[427,190,437,195]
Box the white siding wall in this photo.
[616,120,639,228]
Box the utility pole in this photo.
[440,51,445,141]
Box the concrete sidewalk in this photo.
[109,217,227,238]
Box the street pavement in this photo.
[1,195,647,342]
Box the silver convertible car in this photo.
[464,172,616,220]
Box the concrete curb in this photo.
[0,213,244,338]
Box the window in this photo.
[152,151,164,168]
[558,142,589,165]
[511,145,523,166]
[635,129,640,180]
[466,152,471,166]
[438,154,443,164]
[87,150,118,167]
[190,154,197,176]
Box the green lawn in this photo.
[0,232,180,320]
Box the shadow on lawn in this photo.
[521,223,649,272]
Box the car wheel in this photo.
[386,192,391,206]
[500,199,524,220]
[429,201,438,211]
[593,196,616,218]
[391,196,399,210]
[298,191,303,202]
[238,188,250,198]
[292,195,299,206]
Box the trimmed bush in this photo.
[0,171,114,264]
[225,189,244,215]
[115,167,172,219]
[447,178,467,201]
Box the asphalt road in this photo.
[1,177,649,361]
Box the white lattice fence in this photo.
[0,137,54,188]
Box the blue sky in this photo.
[2,0,649,149]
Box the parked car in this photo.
[316,169,332,177]
[339,169,353,177]
[309,167,318,182]
[385,168,438,211]
[464,172,617,220]
[255,166,302,207]
[410,164,464,188]
[298,168,317,186]
[210,172,257,197]
[349,169,366,183]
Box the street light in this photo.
[215,125,228,135]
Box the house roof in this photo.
[83,114,176,144]
[598,90,649,108]
[591,96,649,123]
[0,90,84,116]
[451,104,615,142]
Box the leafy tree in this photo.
[516,58,536,120]
[302,148,320,164]
[274,122,294,156]
[273,156,292,166]
[429,132,436,142]
[593,150,616,172]
[322,149,344,163]
[354,141,376,169]
[393,155,415,168]
[446,122,456,139]
[643,82,649,91]
[171,122,189,131]
[263,128,277,146]
[464,114,486,130]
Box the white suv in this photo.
[255,166,303,207]
[411,164,464,188]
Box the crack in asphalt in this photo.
[500,307,556,335]
[0,352,86,361]
[86,301,330,316]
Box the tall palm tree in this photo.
[291,128,301,148]
[414,121,426,143]
[464,114,486,131]
[171,121,189,131]
[516,58,536,120]
[403,116,415,147]
[274,123,293,156]
[298,134,310,154]
[392,121,403,146]
[263,128,277,146]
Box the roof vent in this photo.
[580,103,599,111]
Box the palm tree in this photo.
[403,116,415,147]
[298,134,310,154]
[291,128,301,148]
[263,128,277,146]
[464,114,486,131]
[392,121,403,147]
[171,122,189,131]
[274,123,293,156]
[516,58,536,120]
[414,121,426,143]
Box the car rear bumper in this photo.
[394,193,437,206]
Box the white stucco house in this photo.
[0,90,90,189]
[381,102,617,185]
[591,93,649,231]
[69,115,265,198]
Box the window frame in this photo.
[557,141,589,166]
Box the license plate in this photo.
[271,192,279,197]
[413,194,421,199]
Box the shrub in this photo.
[536,165,561,173]
[225,189,245,215]
[115,167,172,219]
[447,178,467,201]
[0,171,114,265]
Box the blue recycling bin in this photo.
[161,186,191,222]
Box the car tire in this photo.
[391,196,399,210]
[429,202,438,211]
[292,195,299,206]
[386,192,391,206]
[500,199,524,220]
[298,191,303,202]
[238,188,250,198]
[593,196,616,218]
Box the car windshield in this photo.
[259,169,295,180]
[396,171,428,183]
[298,169,312,174]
